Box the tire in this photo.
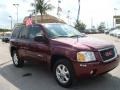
[12,50,24,67]
[2,39,4,42]
[53,59,76,88]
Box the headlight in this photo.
[114,47,118,55]
[77,51,96,62]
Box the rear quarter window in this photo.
[18,26,28,39]
[11,27,21,39]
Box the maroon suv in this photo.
[10,23,120,87]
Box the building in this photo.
[113,15,120,27]
[23,14,66,24]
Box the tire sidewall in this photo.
[53,59,74,88]
[12,50,24,67]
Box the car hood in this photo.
[51,36,113,51]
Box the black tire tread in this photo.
[12,50,24,68]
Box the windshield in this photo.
[44,24,85,38]
[4,33,11,37]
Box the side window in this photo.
[11,27,21,39]
[28,26,43,40]
[19,26,28,39]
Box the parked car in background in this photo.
[113,29,120,37]
[109,30,114,36]
[104,29,110,34]
[2,32,11,42]
[0,35,2,39]
[109,30,117,36]
[10,23,119,88]
[116,30,120,38]
[109,29,120,37]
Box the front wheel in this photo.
[53,59,75,88]
[12,50,24,67]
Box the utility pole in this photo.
[9,16,13,30]
[57,0,61,18]
[77,0,80,21]
[91,17,93,30]
[67,10,70,24]
[13,4,19,23]
[35,0,37,23]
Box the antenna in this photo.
[77,35,79,42]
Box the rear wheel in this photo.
[53,59,75,88]
[12,50,24,67]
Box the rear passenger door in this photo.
[27,25,50,62]
[10,26,21,47]
[17,26,30,60]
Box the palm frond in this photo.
[31,0,54,15]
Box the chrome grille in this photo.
[99,47,117,62]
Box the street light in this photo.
[9,16,13,30]
[114,8,118,16]
[57,0,61,18]
[28,0,37,23]
[67,10,70,24]
[13,4,19,23]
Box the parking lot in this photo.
[0,34,120,90]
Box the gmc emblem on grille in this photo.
[105,50,113,57]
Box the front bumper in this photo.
[72,56,120,78]
[2,38,10,42]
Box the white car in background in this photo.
[116,30,120,38]
[2,32,11,43]
[109,30,116,36]
[109,29,120,37]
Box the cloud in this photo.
[0,10,11,28]
[0,0,33,28]
[0,4,6,8]
[0,0,119,29]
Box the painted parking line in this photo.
[0,60,12,67]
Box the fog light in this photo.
[90,69,97,76]
[90,70,94,75]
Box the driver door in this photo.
[27,25,50,62]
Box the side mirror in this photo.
[34,35,48,43]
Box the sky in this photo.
[0,0,120,29]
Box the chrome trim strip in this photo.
[98,46,114,51]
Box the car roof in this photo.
[13,23,66,29]
[40,23,65,26]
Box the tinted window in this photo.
[28,26,43,40]
[44,24,84,38]
[11,27,21,39]
[19,26,28,39]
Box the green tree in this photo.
[97,22,106,33]
[0,28,10,32]
[74,20,86,32]
[31,0,54,21]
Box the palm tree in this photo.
[74,20,86,32]
[31,0,54,22]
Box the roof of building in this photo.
[23,14,66,24]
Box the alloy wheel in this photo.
[56,64,70,84]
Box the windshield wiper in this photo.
[69,35,81,37]
[69,34,86,38]
[56,35,69,38]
